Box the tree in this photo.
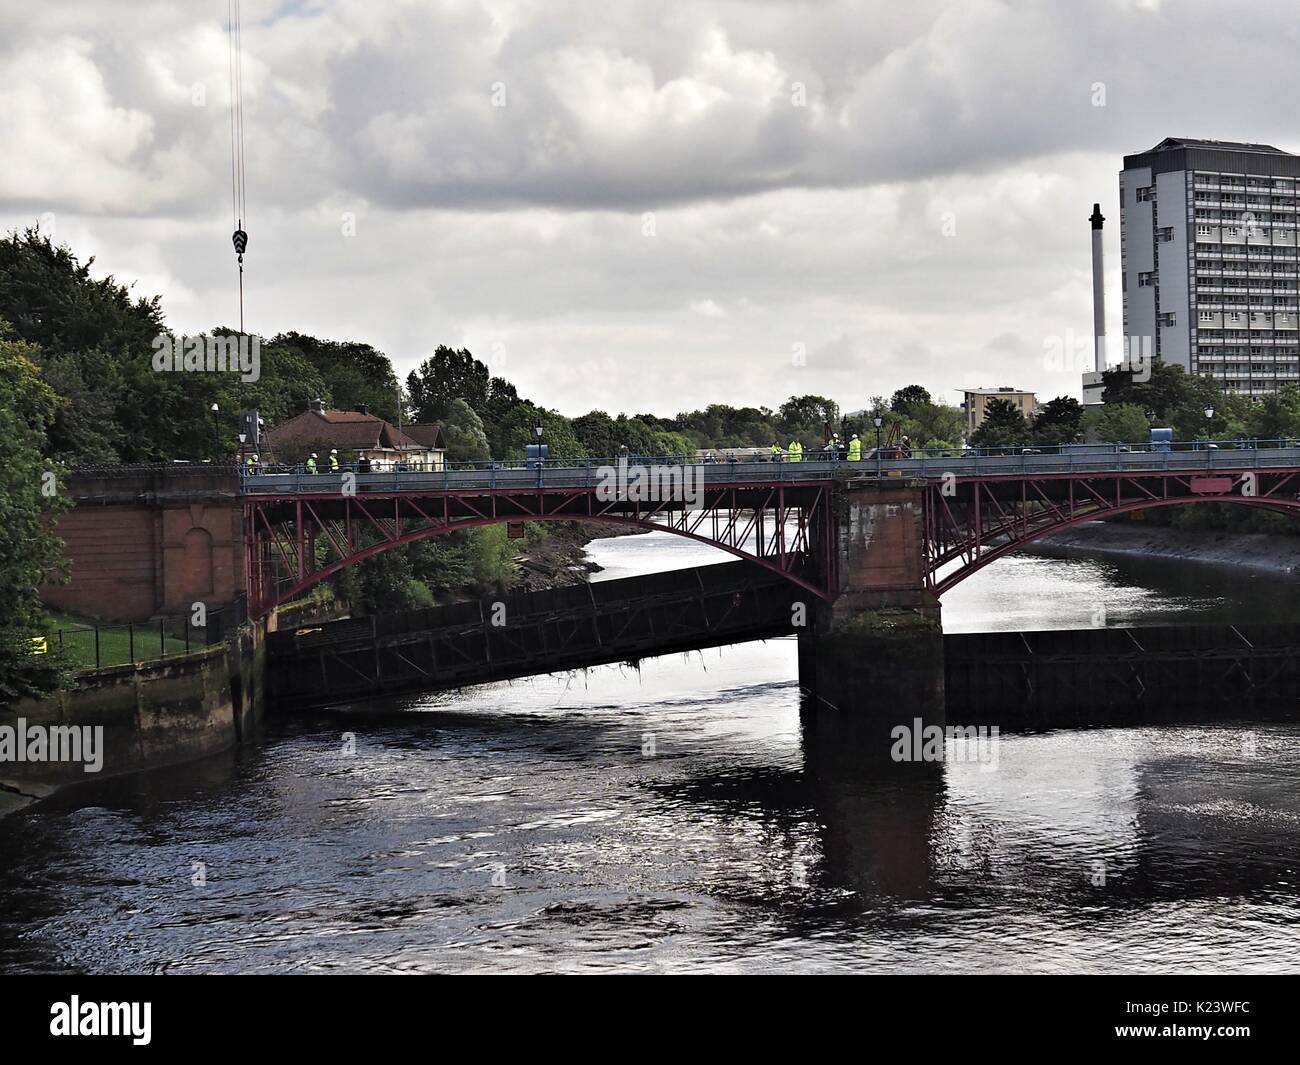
[778,394,839,447]
[0,332,69,704]
[438,398,490,462]
[406,346,524,443]
[1032,396,1084,446]
[265,332,400,422]
[889,385,932,417]
[969,398,1028,448]
[1085,402,1150,443]
[1247,384,1300,441]
[1101,358,1190,422]
[494,403,583,460]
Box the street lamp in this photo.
[210,403,220,461]
[238,432,247,473]
[874,414,884,476]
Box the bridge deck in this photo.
[241,446,1300,495]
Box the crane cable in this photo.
[227,0,248,331]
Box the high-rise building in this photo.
[1121,137,1300,397]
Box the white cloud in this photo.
[2,0,1298,417]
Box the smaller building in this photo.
[1081,370,1105,409]
[959,387,1038,434]
[264,401,446,469]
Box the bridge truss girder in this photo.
[924,468,1300,595]
[244,481,835,618]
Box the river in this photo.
[1,532,1298,973]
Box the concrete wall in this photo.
[42,467,244,621]
[1,627,264,798]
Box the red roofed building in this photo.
[263,401,447,470]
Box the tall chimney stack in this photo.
[1089,202,1106,372]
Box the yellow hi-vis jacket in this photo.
[306,457,318,474]
[788,441,803,462]
[329,454,340,472]
[847,438,862,461]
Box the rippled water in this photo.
[2,534,1298,973]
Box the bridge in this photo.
[241,442,1300,606]
[48,443,1300,743]
[267,560,799,709]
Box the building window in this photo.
[1158,312,1177,327]
[1158,227,1174,242]
[1138,272,1157,287]
[1199,311,1214,322]
[1136,186,1155,202]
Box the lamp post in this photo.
[535,423,545,486]
[210,403,220,461]
[238,432,247,474]
[1204,405,1215,450]
[874,414,884,477]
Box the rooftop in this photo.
[1146,137,1292,156]
[265,408,442,453]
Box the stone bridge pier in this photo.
[799,478,944,754]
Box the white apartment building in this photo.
[1121,137,1300,397]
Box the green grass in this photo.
[41,610,203,670]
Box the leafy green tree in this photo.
[0,333,69,704]
[1085,402,1150,443]
[889,385,932,417]
[778,394,839,447]
[495,403,582,460]
[969,398,1028,448]
[467,524,517,593]
[1032,396,1084,446]
[264,332,400,422]
[1101,358,1191,423]
[406,346,523,443]
[439,398,490,462]
[1247,384,1300,441]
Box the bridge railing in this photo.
[238,440,1300,493]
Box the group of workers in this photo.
[769,433,871,462]
[244,449,341,474]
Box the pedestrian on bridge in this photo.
[771,442,784,462]
[788,439,803,462]
[847,435,862,461]
[245,452,259,474]
[306,453,318,475]
[329,449,340,472]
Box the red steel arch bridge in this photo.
[241,445,1300,619]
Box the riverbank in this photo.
[512,522,639,593]
[1030,519,1300,577]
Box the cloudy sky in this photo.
[4,0,1300,418]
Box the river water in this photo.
[2,532,1299,973]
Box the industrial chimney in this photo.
[1089,202,1106,372]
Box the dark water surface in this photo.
[2,534,1298,973]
